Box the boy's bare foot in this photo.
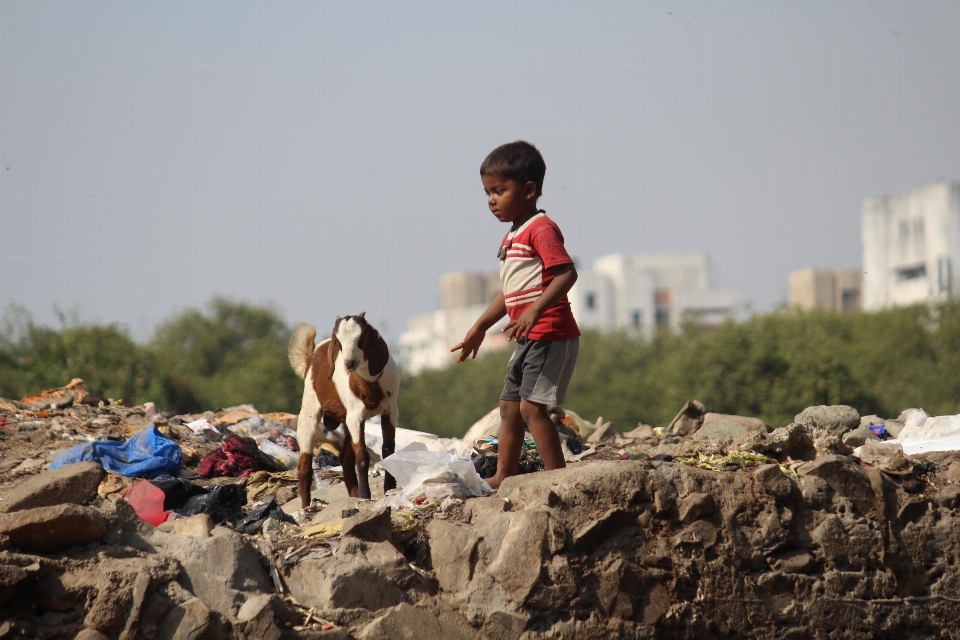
[486,473,507,489]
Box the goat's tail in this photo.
[288,322,317,379]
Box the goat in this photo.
[288,313,399,506]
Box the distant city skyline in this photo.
[3,2,960,343]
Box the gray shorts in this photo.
[500,337,579,405]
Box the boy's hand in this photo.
[503,307,540,341]
[451,326,486,362]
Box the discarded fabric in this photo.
[197,435,285,478]
[50,423,182,479]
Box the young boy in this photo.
[451,141,580,489]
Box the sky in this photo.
[3,0,960,343]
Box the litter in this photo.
[123,479,176,526]
[560,409,596,439]
[677,451,775,473]
[185,418,221,441]
[259,439,299,470]
[301,518,347,540]
[886,410,960,455]
[868,423,887,439]
[376,450,492,509]
[197,435,286,478]
[50,423,182,479]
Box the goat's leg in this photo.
[355,421,372,500]
[298,452,314,509]
[381,412,397,492]
[340,431,360,498]
[296,399,322,510]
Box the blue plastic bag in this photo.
[49,423,182,479]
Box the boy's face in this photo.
[482,174,537,224]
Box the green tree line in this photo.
[4,299,960,439]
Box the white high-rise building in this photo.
[862,181,960,310]
[569,253,741,339]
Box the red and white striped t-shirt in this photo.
[498,213,580,341]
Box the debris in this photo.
[586,420,621,443]
[197,435,285,478]
[49,423,182,479]
[377,450,490,509]
[19,378,88,411]
[677,450,773,472]
[123,479,175,526]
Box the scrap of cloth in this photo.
[49,423,182,479]
[197,435,283,478]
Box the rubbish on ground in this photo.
[887,410,960,455]
[377,450,491,509]
[197,435,286,478]
[561,409,596,438]
[678,450,773,473]
[123,479,176,526]
[259,439,299,470]
[313,448,339,468]
[235,496,296,534]
[366,419,477,460]
[49,423,182,479]
[214,409,258,426]
[868,423,887,439]
[185,418,221,441]
[301,518,347,540]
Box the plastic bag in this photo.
[185,418,220,441]
[377,450,491,509]
[50,424,182,479]
[123,479,176,526]
[258,439,299,470]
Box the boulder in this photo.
[74,630,110,640]
[794,405,859,435]
[342,507,392,542]
[625,424,654,439]
[284,556,402,611]
[668,400,708,436]
[694,413,771,440]
[157,597,218,640]
[0,504,106,552]
[586,422,622,443]
[678,492,715,523]
[571,507,633,552]
[0,461,105,513]
[157,514,213,538]
[754,464,793,499]
[675,520,718,548]
[841,426,880,447]
[427,520,479,593]
[358,603,446,640]
[235,594,283,640]
[797,455,875,516]
[485,510,552,605]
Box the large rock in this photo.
[794,405,859,435]
[668,400,708,436]
[157,597,218,640]
[426,520,479,593]
[694,413,771,440]
[148,526,271,620]
[754,464,793,499]
[342,507,392,542]
[678,492,715,523]
[0,503,106,552]
[841,425,880,447]
[586,422,622,443]
[283,555,402,611]
[485,510,552,605]
[358,603,454,640]
[798,455,875,516]
[0,462,104,513]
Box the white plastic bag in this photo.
[377,450,491,508]
[258,439,299,470]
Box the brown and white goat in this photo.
[288,313,399,505]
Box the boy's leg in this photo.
[487,399,524,489]
[519,398,566,471]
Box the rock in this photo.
[675,520,718,548]
[235,594,282,640]
[74,630,110,640]
[841,425,880,447]
[668,400,708,436]
[678,492,715,523]
[754,464,793,499]
[798,455,875,516]
[0,504,106,552]
[0,461,105,513]
[694,413,770,440]
[856,441,913,475]
[883,419,905,438]
[0,561,40,605]
[794,405,859,435]
[284,556,402,611]
[342,507,392,542]
[358,603,446,640]
[157,597,217,640]
[148,527,272,620]
[274,486,295,506]
[481,610,528,640]
[768,548,816,574]
[625,424,654,439]
[427,520,479,593]
[586,422,622,443]
[571,507,633,552]
[157,514,213,538]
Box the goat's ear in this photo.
[357,311,366,320]
[327,317,342,379]
[366,327,390,379]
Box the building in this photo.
[788,269,862,313]
[568,253,741,339]
[398,271,509,374]
[862,181,960,310]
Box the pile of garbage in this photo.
[3,380,960,638]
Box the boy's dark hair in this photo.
[480,141,546,197]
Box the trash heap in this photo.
[2,381,960,639]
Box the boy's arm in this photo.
[451,292,507,362]
[504,263,578,341]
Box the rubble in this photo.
[4,388,960,638]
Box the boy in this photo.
[451,141,580,489]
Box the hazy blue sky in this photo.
[3,1,960,341]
